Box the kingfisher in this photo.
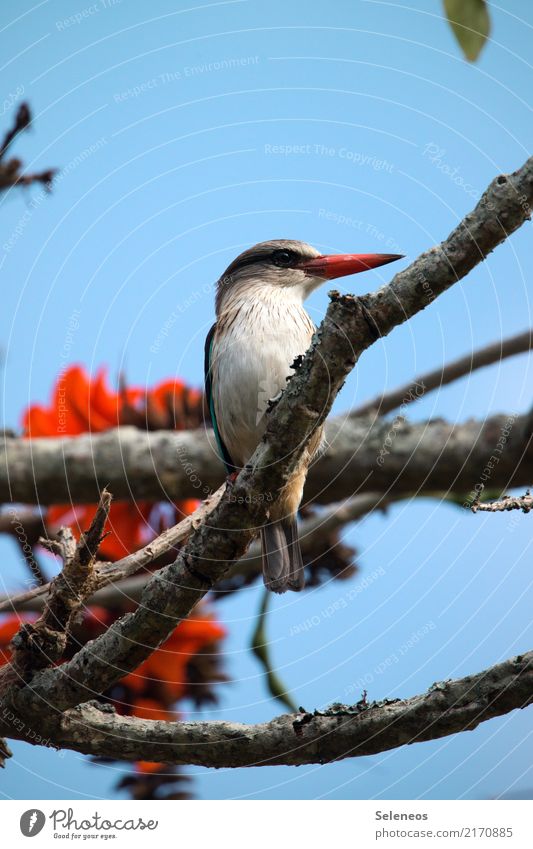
[205,240,402,593]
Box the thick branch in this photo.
[352,329,532,418]
[7,293,371,716]
[0,492,382,612]
[3,155,533,727]
[3,652,530,767]
[1,411,531,506]
[359,158,533,338]
[0,485,225,613]
[3,156,533,506]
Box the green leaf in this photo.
[250,590,298,712]
[444,0,491,62]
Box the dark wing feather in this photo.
[204,322,235,474]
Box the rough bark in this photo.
[471,492,532,513]
[1,155,532,766]
[1,411,531,506]
[2,155,533,507]
[1,492,383,612]
[2,652,529,768]
[359,157,533,336]
[6,292,374,717]
[9,492,111,677]
[0,486,226,614]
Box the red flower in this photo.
[122,610,226,775]
[122,613,227,705]
[0,607,226,707]
[0,614,38,665]
[0,606,226,780]
[23,365,202,559]
[17,366,226,789]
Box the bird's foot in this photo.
[225,470,239,490]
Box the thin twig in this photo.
[471,490,532,514]
[0,737,12,768]
[0,485,225,614]
[0,509,49,586]
[0,491,384,612]
[8,490,112,675]
[2,152,533,750]
[0,102,56,192]
[0,103,30,159]
[352,329,532,418]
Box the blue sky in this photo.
[0,0,532,800]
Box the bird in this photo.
[205,240,403,593]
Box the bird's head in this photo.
[216,239,403,313]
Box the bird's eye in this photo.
[272,249,293,267]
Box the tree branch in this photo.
[0,491,382,612]
[0,737,12,768]
[0,485,226,613]
[471,491,532,513]
[359,157,533,336]
[2,154,533,741]
[0,102,31,159]
[6,491,111,679]
[352,329,533,418]
[0,508,49,586]
[2,651,530,768]
[5,292,374,717]
[0,103,56,191]
[1,411,531,506]
[2,155,533,506]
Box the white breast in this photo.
[211,289,315,468]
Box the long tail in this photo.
[261,518,305,593]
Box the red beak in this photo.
[299,252,404,280]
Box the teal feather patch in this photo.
[204,322,235,474]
